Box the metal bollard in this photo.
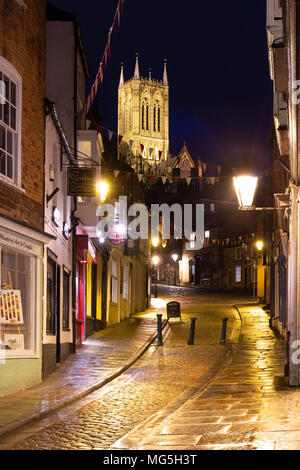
[156,314,163,346]
[220,317,228,345]
[188,317,196,345]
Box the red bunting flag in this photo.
[177,157,181,165]
[96,125,101,134]
[120,0,123,15]
[150,175,155,184]
[140,144,144,152]
[118,135,123,145]
[126,172,131,180]
[158,150,162,160]
[174,177,179,184]
[198,177,203,184]
[194,161,198,168]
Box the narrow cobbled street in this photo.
[0,287,246,450]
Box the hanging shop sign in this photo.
[124,238,139,255]
[67,167,96,197]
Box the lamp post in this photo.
[172,253,179,286]
[152,255,160,298]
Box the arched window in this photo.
[146,103,149,130]
[157,104,161,132]
[142,102,145,130]
[153,105,156,132]
[0,57,22,186]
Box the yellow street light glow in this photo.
[152,237,159,248]
[152,255,160,266]
[233,175,258,209]
[97,181,109,203]
[256,240,263,251]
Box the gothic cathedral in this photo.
[118,54,169,169]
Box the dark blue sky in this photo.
[49,0,273,169]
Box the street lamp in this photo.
[152,237,160,248]
[256,240,264,251]
[233,175,258,210]
[97,181,109,203]
[152,255,160,298]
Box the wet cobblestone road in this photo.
[0,287,241,450]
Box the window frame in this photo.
[0,57,22,188]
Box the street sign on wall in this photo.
[67,167,96,197]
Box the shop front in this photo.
[0,216,52,397]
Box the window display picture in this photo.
[4,333,24,351]
[0,290,24,324]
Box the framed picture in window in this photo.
[4,334,25,351]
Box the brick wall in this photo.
[0,0,46,231]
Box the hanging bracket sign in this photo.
[67,167,97,197]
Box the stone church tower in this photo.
[118,54,169,169]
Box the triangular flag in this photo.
[120,0,123,15]
[150,175,155,184]
[86,119,91,129]
[217,165,222,175]
[140,144,144,153]
[186,177,191,186]
[108,129,113,141]
[96,125,101,134]
[174,177,179,184]
[210,164,215,173]
[177,157,181,166]
[149,147,153,158]
[118,135,123,145]
[129,140,134,149]
[158,150,162,160]
[138,174,143,182]
[125,172,131,180]
[210,177,216,185]
[114,170,120,179]
[202,163,207,173]
[161,176,167,184]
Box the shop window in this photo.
[0,58,21,186]
[46,258,56,335]
[235,266,242,283]
[123,264,130,300]
[110,259,118,304]
[62,269,70,330]
[0,246,37,357]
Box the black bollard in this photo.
[188,317,196,345]
[220,317,228,345]
[157,314,163,346]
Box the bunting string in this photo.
[82,0,125,119]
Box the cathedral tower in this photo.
[118,54,169,168]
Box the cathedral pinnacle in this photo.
[119,62,124,88]
[163,58,168,86]
[134,53,140,80]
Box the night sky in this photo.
[48,0,273,169]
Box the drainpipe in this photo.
[72,22,79,354]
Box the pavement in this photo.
[2,286,296,451]
[111,302,300,451]
[0,309,167,438]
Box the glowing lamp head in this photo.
[256,240,264,251]
[152,255,160,266]
[233,175,258,210]
[152,237,159,248]
[97,181,109,203]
